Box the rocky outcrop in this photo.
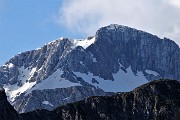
[0,24,179,113]
[19,79,180,120]
[0,88,20,120]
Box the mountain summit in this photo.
[0,24,179,112]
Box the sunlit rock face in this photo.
[0,24,179,113]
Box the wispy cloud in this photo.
[57,0,180,45]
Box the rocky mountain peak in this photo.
[95,24,179,49]
[89,24,180,80]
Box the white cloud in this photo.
[168,0,180,8]
[165,25,180,42]
[57,0,180,45]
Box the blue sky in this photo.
[0,0,85,65]
[1,0,180,65]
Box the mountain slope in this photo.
[0,24,179,112]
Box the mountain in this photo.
[0,24,179,113]
[0,79,179,120]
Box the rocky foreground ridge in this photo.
[0,79,179,120]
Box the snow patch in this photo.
[26,69,82,94]
[4,66,37,102]
[17,67,36,83]
[145,70,159,76]
[4,67,82,101]
[2,63,14,69]
[63,97,70,101]
[42,101,53,107]
[89,52,97,62]
[93,58,97,62]
[107,24,119,30]
[36,47,41,50]
[106,24,125,30]
[71,37,95,49]
[74,66,148,92]
[8,63,14,68]
[60,37,65,40]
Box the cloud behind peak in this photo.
[57,0,180,45]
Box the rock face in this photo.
[19,79,180,120]
[0,24,179,113]
[88,25,180,80]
